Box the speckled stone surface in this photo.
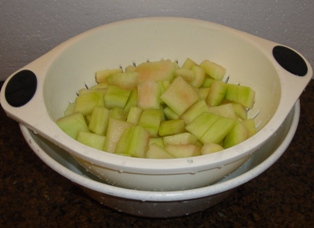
[0,80,313,227]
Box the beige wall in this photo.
[1,0,313,80]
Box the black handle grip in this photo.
[5,70,37,107]
[272,45,308,76]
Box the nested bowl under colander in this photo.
[19,100,300,218]
[0,17,312,191]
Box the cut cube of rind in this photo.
[190,65,205,88]
[56,112,89,139]
[149,137,165,147]
[163,132,198,145]
[74,90,105,116]
[115,126,134,155]
[225,84,256,108]
[146,144,174,159]
[199,59,226,80]
[224,122,249,148]
[175,68,195,82]
[202,77,215,87]
[180,100,208,124]
[158,119,185,137]
[181,57,197,70]
[95,68,123,83]
[165,144,201,158]
[207,103,238,119]
[138,109,163,137]
[230,102,248,120]
[200,116,235,144]
[107,72,139,90]
[77,131,106,151]
[135,59,176,82]
[109,107,128,121]
[103,117,134,153]
[185,112,219,140]
[116,125,150,157]
[137,79,161,110]
[160,76,199,116]
[126,106,143,124]
[198,87,210,100]
[163,106,180,120]
[123,88,138,112]
[201,143,224,155]
[206,80,227,107]
[128,125,150,158]
[88,106,110,135]
[104,85,131,109]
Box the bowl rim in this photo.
[19,100,300,202]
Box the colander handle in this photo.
[0,46,63,146]
[272,45,308,77]
[252,37,312,144]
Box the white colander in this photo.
[1,17,312,191]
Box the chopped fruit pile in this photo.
[56,58,256,159]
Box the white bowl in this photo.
[19,100,300,218]
[2,17,311,191]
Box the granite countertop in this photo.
[0,80,313,227]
